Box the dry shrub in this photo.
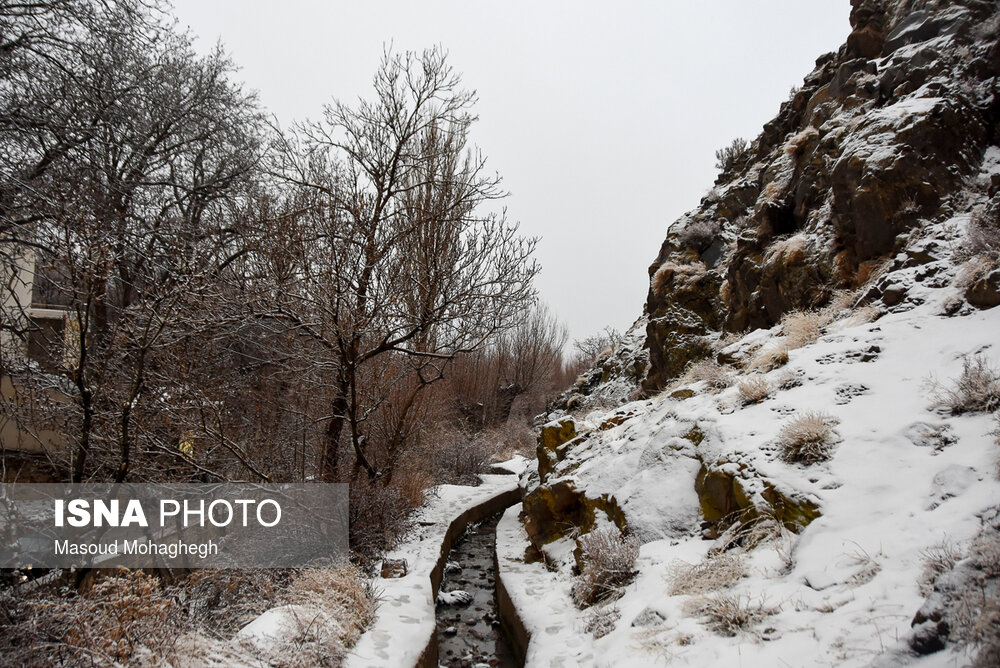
[651,261,707,300]
[571,527,640,608]
[748,344,789,372]
[677,219,721,253]
[777,411,839,465]
[781,309,829,348]
[715,137,750,172]
[783,126,819,157]
[965,199,1000,263]
[668,553,745,596]
[0,570,183,665]
[424,425,496,485]
[682,359,734,393]
[738,375,772,405]
[283,565,378,649]
[686,593,776,637]
[183,569,282,637]
[943,528,1000,667]
[932,353,1000,414]
[350,477,416,566]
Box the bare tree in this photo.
[265,47,538,481]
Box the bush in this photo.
[677,219,721,253]
[571,528,640,608]
[350,477,416,566]
[738,375,772,405]
[933,353,1000,414]
[715,137,750,172]
[777,412,839,465]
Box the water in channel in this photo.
[435,511,518,668]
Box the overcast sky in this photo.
[171,0,851,343]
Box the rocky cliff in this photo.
[512,2,1000,665]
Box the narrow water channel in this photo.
[435,512,519,668]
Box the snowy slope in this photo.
[501,218,1000,666]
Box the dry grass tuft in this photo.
[920,540,964,596]
[738,375,772,405]
[571,527,640,608]
[781,309,829,349]
[681,359,734,393]
[652,261,707,299]
[777,411,839,465]
[783,126,819,157]
[283,565,379,649]
[931,353,1000,414]
[686,593,777,637]
[748,344,790,372]
[668,553,746,596]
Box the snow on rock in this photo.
[437,589,473,606]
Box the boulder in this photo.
[965,266,1000,309]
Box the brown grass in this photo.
[668,553,746,596]
[681,359,734,393]
[777,412,839,465]
[748,344,789,372]
[686,593,777,637]
[738,375,772,405]
[571,528,640,608]
[781,310,829,349]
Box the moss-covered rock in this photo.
[536,419,578,481]
[695,461,821,536]
[521,480,627,557]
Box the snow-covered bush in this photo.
[933,353,1000,414]
[738,375,772,405]
[571,528,640,608]
[777,412,839,465]
[677,219,721,253]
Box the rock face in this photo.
[633,0,1000,395]
[521,0,1000,607]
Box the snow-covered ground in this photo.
[346,457,527,668]
[498,232,1000,666]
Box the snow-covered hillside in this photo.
[504,2,1000,666]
